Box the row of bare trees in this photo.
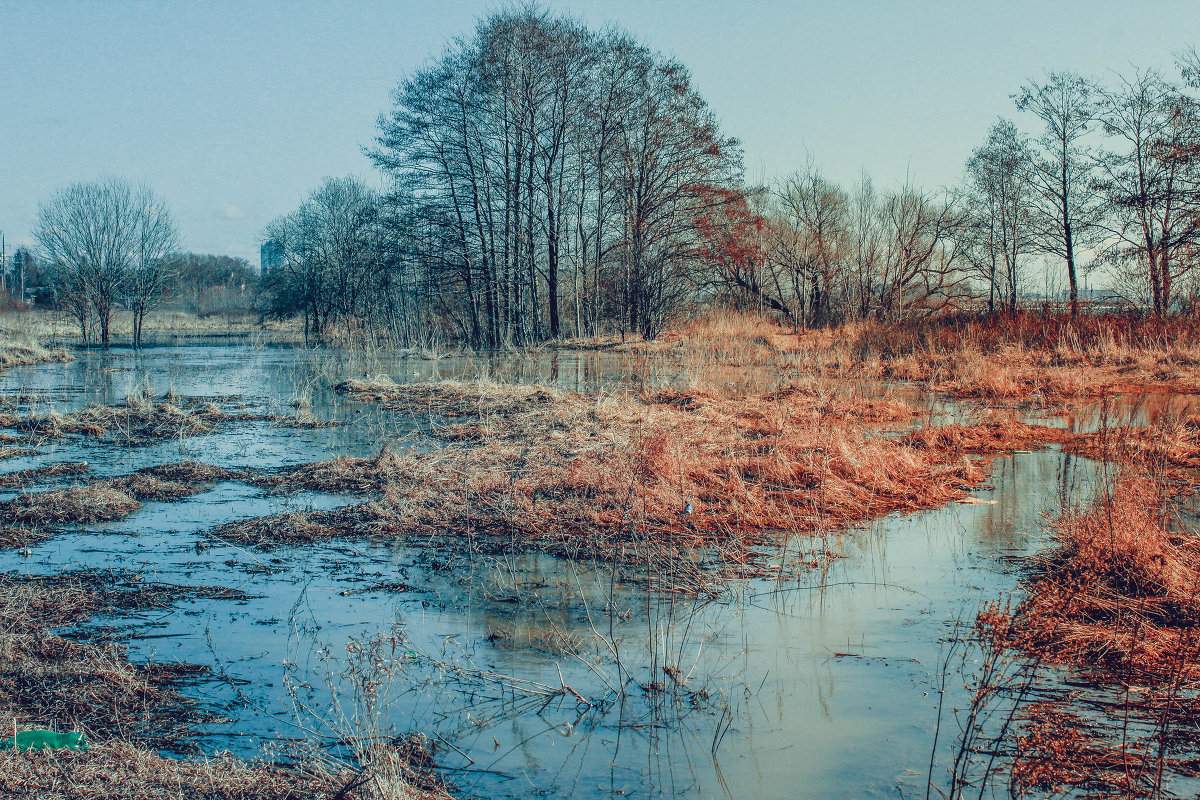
[957,62,1200,317]
[706,56,1200,325]
[259,14,1200,340]
[262,8,742,345]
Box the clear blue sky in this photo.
[2,0,1196,266]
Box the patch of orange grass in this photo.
[981,472,1200,682]
[833,313,1200,402]
[220,381,1078,580]
[1068,415,1200,482]
[901,420,1076,454]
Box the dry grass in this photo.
[656,310,1200,403]
[974,470,1200,795]
[0,338,73,370]
[981,472,1200,683]
[900,420,1076,454]
[0,396,230,445]
[839,312,1200,402]
[0,742,349,800]
[216,380,1076,579]
[0,572,236,748]
[0,461,90,488]
[0,485,141,526]
[0,462,241,539]
[1066,414,1200,485]
[0,571,452,800]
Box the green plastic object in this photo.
[0,730,88,751]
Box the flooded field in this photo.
[0,344,1188,798]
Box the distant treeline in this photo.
[25,9,1200,347]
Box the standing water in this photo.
[0,345,1106,798]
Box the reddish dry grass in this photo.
[1067,415,1200,484]
[221,381,1079,577]
[900,420,1076,454]
[976,471,1200,796]
[842,313,1200,401]
[981,473,1200,682]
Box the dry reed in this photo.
[220,380,1068,578]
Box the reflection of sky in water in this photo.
[0,345,1148,798]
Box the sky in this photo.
[2,0,1198,267]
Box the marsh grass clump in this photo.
[0,338,73,370]
[981,473,1200,682]
[0,524,48,549]
[0,461,242,539]
[0,570,408,800]
[0,396,232,445]
[211,512,339,547]
[0,741,351,800]
[250,379,1059,575]
[1066,414,1200,482]
[900,420,1076,454]
[0,461,90,488]
[971,471,1200,795]
[0,484,141,526]
[253,448,405,495]
[0,571,236,748]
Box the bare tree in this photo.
[1015,72,1102,316]
[962,119,1032,312]
[876,184,969,320]
[262,177,384,344]
[127,187,181,347]
[775,165,847,326]
[34,178,179,346]
[1095,69,1200,314]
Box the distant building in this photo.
[260,241,284,276]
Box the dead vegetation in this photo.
[0,395,231,445]
[0,391,331,447]
[0,742,346,800]
[211,380,1073,578]
[974,471,1200,794]
[650,310,1200,404]
[1066,414,1200,485]
[0,484,142,526]
[0,570,453,800]
[900,420,1076,455]
[0,571,245,748]
[0,461,89,488]
[982,473,1199,682]
[0,461,241,540]
[0,339,73,370]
